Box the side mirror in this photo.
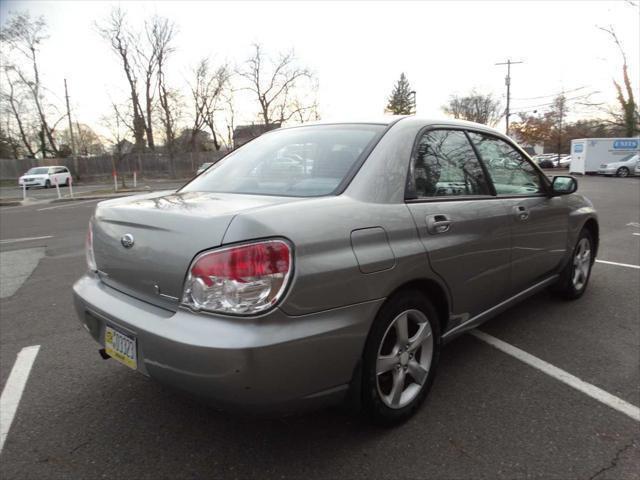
[551,175,577,196]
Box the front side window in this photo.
[408,129,490,198]
[181,124,385,197]
[27,167,49,175]
[468,132,545,195]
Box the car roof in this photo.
[280,116,505,135]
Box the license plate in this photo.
[105,326,137,370]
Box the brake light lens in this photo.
[86,222,97,272]
[181,240,292,315]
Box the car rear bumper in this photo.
[73,273,382,414]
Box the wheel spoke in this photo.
[407,360,429,385]
[395,313,409,346]
[376,355,398,375]
[388,368,405,407]
[572,268,581,286]
[408,323,432,352]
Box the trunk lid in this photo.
[92,190,294,310]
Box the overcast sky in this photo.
[1,0,638,138]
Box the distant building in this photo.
[232,123,281,149]
[112,139,134,156]
[522,144,544,156]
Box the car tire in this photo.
[551,228,595,300]
[64,177,70,187]
[45,180,51,189]
[616,167,630,177]
[361,289,441,426]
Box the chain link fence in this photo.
[0,151,226,181]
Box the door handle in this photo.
[513,205,530,221]
[426,214,452,234]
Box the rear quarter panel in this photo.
[221,195,448,317]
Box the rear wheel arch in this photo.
[379,279,450,335]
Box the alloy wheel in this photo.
[376,309,434,409]
[572,237,591,290]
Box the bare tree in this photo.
[189,58,230,151]
[97,8,147,152]
[0,12,60,157]
[442,90,503,126]
[137,18,164,150]
[57,123,104,156]
[598,24,639,136]
[238,43,316,126]
[224,91,236,151]
[1,69,36,157]
[150,16,179,176]
[102,102,131,187]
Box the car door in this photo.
[46,167,56,185]
[405,128,512,322]
[467,131,569,295]
[60,167,70,184]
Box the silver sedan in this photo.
[598,153,639,177]
[74,117,598,425]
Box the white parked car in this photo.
[597,153,640,177]
[18,166,72,189]
[558,155,572,168]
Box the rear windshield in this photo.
[26,167,49,175]
[181,124,385,197]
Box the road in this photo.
[0,178,189,201]
[0,175,638,479]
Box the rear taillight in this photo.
[181,239,292,315]
[86,222,97,271]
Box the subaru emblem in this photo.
[121,233,135,248]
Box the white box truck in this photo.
[570,137,640,174]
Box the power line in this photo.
[511,86,588,101]
[511,92,600,112]
[495,59,524,136]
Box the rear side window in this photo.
[182,124,385,197]
[468,132,544,195]
[407,129,491,199]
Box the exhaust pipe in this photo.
[99,348,111,360]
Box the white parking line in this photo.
[595,259,640,270]
[37,199,100,211]
[0,235,53,245]
[0,345,40,454]
[471,331,640,422]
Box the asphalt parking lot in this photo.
[0,175,638,479]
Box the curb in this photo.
[1,192,140,207]
[49,193,137,203]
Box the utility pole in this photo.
[64,79,78,177]
[495,59,523,136]
[557,91,565,163]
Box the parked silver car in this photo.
[74,118,599,424]
[597,153,639,177]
